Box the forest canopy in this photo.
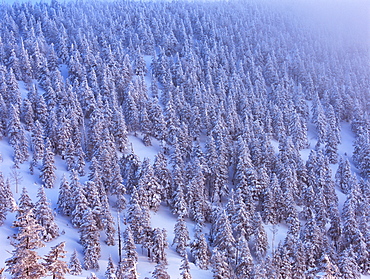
[0,0,369,278]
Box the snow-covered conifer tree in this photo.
[57,174,73,216]
[151,228,168,264]
[40,138,56,188]
[191,232,210,270]
[35,185,59,241]
[151,262,170,279]
[43,242,69,279]
[105,256,117,279]
[79,207,101,270]
[6,207,46,279]
[172,215,190,257]
[0,172,15,225]
[251,212,268,261]
[69,250,82,275]
[211,248,232,279]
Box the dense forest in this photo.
[0,0,369,278]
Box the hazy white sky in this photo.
[1,0,369,49]
[264,0,370,49]
[299,0,370,48]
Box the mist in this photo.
[287,0,370,50]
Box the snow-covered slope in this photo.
[0,0,369,279]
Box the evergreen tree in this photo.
[211,248,232,279]
[301,213,323,269]
[0,94,7,139]
[153,150,172,205]
[339,247,361,279]
[151,262,170,279]
[0,181,7,226]
[138,158,162,211]
[353,129,370,178]
[335,156,353,194]
[35,185,59,241]
[105,256,117,279]
[43,242,69,279]
[180,253,192,279]
[151,228,168,264]
[126,188,151,244]
[275,243,293,278]
[123,85,140,133]
[251,260,267,279]
[172,163,188,217]
[7,104,29,167]
[17,187,34,218]
[79,207,101,270]
[6,68,21,107]
[172,215,190,257]
[211,209,236,261]
[187,155,209,225]
[232,188,254,240]
[191,232,210,270]
[0,172,15,225]
[291,240,307,279]
[341,186,365,255]
[140,105,153,146]
[70,172,88,228]
[68,250,82,276]
[22,98,35,132]
[84,181,103,230]
[262,173,279,225]
[119,152,141,195]
[5,207,47,279]
[111,108,128,152]
[251,212,268,261]
[101,195,116,246]
[30,120,45,174]
[5,100,20,145]
[324,105,340,164]
[123,226,139,263]
[148,98,166,141]
[116,258,138,279]
[35,95,48,126]
[40,138,56,188]
[312,95,327,147]
[318,254,340,279]
[235,231,254,278]
[57,174,73,216]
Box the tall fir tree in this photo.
[0,172,15,225]
[40,138,56,188]
[43,242,69,279]
[105,256,117,279]
[69,250,82,276]
[211,248,232,279]
[172,215,190,257]
[79,207,101,270]
[191,232,210,270]
[35,185,59,241]
[5,207,47,279]
[57,174,73,216]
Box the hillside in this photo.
[0,0,369,278]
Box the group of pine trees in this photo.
[0,0,369,278]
